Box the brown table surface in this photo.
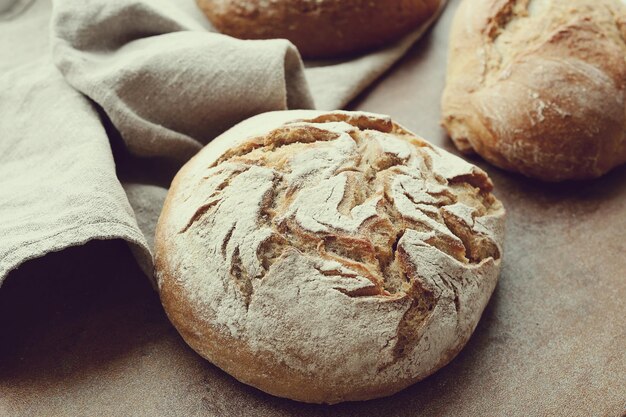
[1,1,625,416]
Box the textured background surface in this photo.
[1,0,625,415]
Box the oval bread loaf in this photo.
[155,110,505,404]
[196,0,441,59]
[442,0,626,181]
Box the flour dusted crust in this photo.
[155,110,505,404]
[196,0,441,59]
[442,0,626,181]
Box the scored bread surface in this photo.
[442,0,626,181]
[155,110,505,404]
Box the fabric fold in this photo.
[51,0,315,162]
[0,63,152,285]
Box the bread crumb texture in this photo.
[442,0,626,181]
[157,111,505,403]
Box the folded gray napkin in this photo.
[0,0,446,287]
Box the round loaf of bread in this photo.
[442,0,626,181]
[196,0,441,59]
[155,110,505,404]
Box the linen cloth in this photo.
[0,0,446,286]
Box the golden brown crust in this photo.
[155,110,505,404]
[441,0,626,181]
[158,269,474,404]
[196,0,441,59]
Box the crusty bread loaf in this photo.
[442,0,626,181]
[196,0,441,59]
[155,110,505,404]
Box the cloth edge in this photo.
[0,221,153,289]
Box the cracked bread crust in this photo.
[442,0,626,181]
[155,110,505,404]
[195,0,441,59]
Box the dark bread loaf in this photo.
[196,0,441,59]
